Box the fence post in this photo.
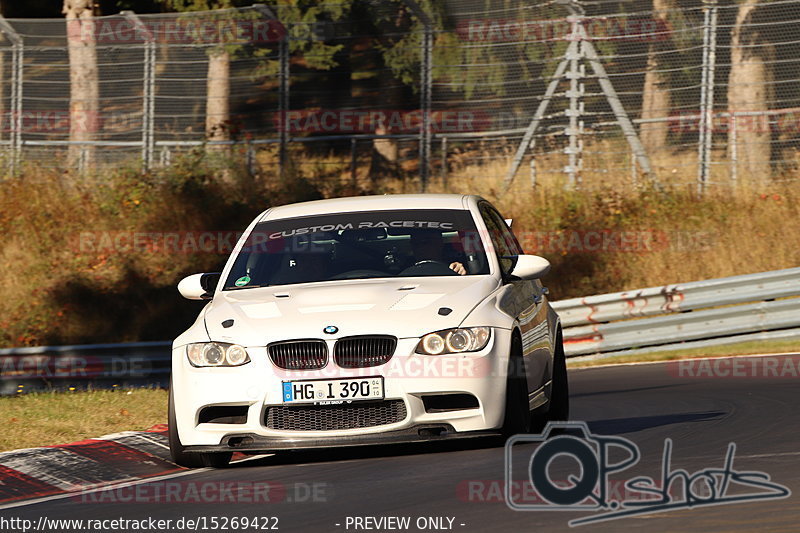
[253,4,287,179]
[145,38,155,170]
[419,25,432,191]
[278,34,289,179]
[440,136,447,186]
[121,11,155,171]
[350,137,357,187]
[246,141,256,176]
[697,0,718,194]
[79,145,88,174]
[160,145,172,167]
[403,0,433,192]
[0,16,22,174]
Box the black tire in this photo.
[501,335,530,438]
[168,384,231,468]
[547,335,570,422]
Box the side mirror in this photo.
[178,272,221,300]
[509,255,550,280]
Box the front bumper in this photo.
[184,424,500,454]
[171,329,513,450]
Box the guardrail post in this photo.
[0,16,22,175]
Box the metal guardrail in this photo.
[1,268,799,394]
[552,267,800,358]
[552,267,800,328]
[0,341,170,395]
[560,297,800,356]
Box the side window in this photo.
[494,210,522,255]
[480,204,517,277]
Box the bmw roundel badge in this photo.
[323,325,339,334]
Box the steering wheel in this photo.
[399,260,459,276]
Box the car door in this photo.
[479,202,552,400]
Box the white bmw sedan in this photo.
[169,194,568,467]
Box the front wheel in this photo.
[501,335,530,438]
[168,384,231,468]
[547,337,570,422]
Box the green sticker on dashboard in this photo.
[234,276,251,287]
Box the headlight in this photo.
[185,342,251,367]
[415,327,491,355]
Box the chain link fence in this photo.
[0,1,799,191]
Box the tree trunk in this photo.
[727,0,774,183]
[0,0,6,142]
[370,53,405,176]
[640,0,673,156]
[0,50,4,142]
[63,0,98,170]
[206,48,230,153]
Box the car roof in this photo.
[259,194,484,221]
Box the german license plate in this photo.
[282,377,384,405]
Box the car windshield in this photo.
[223,209,489,289]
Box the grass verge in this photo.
[0,388,168,452]
[567,339,800,368]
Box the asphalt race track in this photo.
[6,357,800,532]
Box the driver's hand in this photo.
[449,262,467,275]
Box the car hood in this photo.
[204,276,499,346]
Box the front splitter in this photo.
[184,424,500,454]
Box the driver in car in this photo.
[409,229,466,275]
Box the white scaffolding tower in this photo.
[504,0,653,190]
